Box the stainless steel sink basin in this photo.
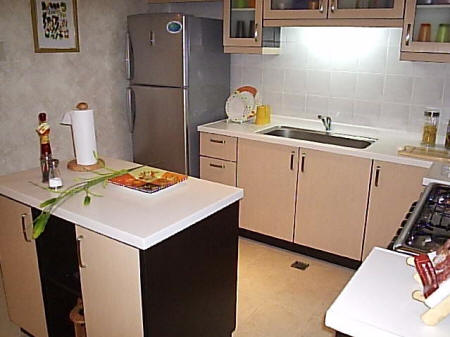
[258,126,376,149]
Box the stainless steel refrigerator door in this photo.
[128,14,184,87]
[130,85,187,174]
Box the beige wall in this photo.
[0,0,147,175]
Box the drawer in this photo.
[200,133,237,162]
[200,157,236,186]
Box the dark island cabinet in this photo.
[0,195,239,337]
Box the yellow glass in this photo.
[255,105,267,125]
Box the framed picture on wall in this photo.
[30,0,80,53]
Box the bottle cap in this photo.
[424,109,440,117]
[38,112,47,122]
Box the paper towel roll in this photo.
[61,109,98,165]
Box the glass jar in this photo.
[48,158,63,190]
[421,109,440,147]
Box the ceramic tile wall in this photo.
[231,27,450,135]
[0,0,147,176]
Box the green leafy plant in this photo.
[32,163,140,239]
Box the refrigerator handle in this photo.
[126,87,136,133]
[125,32,132,80]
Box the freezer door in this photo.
[131,85,187,174]
[128,14,184,87]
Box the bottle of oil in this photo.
[421,109,440,147]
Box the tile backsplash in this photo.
[231,27,450,135]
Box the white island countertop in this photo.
[198,116,434,168]
[325,247,450,337]
[0,158,243,250]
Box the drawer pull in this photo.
[374,166,381,187]
[210,139,225,144]
[301,153,306,173]
[76,235,87,268]
[21,213,32,243]
[290,152,295,171]
[210,163,225,169]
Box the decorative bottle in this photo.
[36,112,52,182]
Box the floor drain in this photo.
[291,261,310,270]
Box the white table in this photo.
[325,247,450,337]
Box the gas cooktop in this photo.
[393,183,450,255]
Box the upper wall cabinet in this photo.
[264,0,404,26]
[223,0,281,53]
[400,0,450,62]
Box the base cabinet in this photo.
[76,226,144,337]
[237,139,298,241]
[232,135,427,264]
[0,196,48,337]
[362,160,426,259]
[294,149,372,260]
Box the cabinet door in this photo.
[328,0,404,19]
[237,139,298,241]
[223,0,263,47]
[76,226,144,337]
[200,157,237,186]
[363,161,426,259]
[264,0,328,19]
[294,149,371,260]
[401,0,450,54]
[0,196,48,337]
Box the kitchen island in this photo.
[0,158,243,337]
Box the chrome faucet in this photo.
[318,115,332,132]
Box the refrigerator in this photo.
[126,13,230,177]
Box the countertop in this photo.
[198,116,433,168]
[423,161,450,186]
[0,158,243,250]
[325,247,450,337]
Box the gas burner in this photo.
[393,183,450,255]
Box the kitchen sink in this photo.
[258,126,376,149]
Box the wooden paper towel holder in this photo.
[67,102,105,172]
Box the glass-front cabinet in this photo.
[401,0,450,54]
[264,0,404,19]
[224,0,263,47]
[264,0,328,19]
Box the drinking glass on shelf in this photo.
[418,23,432,42]
[436,24,449,43]
[236,21,246,38]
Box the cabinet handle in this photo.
[210,139,225,144]
[149,31,155,46]
[21,213,32,243]
[210,163,225,169]
[405,24,411,46]
[76,235,87,269]
[300,153,306,173]
[330,0,336,12]
[374,166,381,187]
[319,0,324,13]
[254,23,258,42]
[290,152,295,171]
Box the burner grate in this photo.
[406,185,450,253]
